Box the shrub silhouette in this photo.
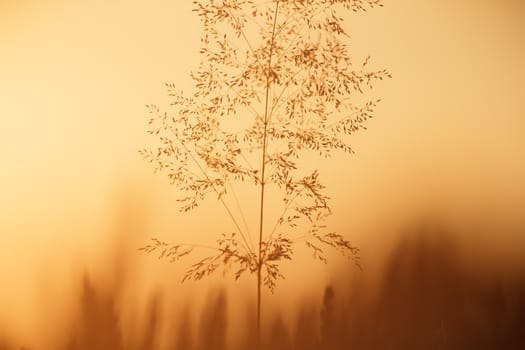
[5,223,525,349]
[197,290,227,350]
[65,274,124,350]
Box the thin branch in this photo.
[265,187,305,241]
[212,71,261,117]
[228,181,255,251]
[223,7,267,75]
[168,126,255,256]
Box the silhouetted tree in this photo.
[198,290,228,350]
[140,0,389,338]
[294,305,320,350]
[66,275,123,350]
[136,293,162,350]
[173,306,194,350]
[320,286,338,349]
[265,315,292,350]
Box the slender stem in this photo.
[257,0,280,344]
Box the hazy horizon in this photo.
[1,0,524,347]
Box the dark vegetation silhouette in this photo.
[139,0,390,336]
[197,291,227,350]
[173,307,193,350]
[3,222,525,349]
[65,274,124,350]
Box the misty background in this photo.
[1,0,524,347]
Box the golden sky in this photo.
[1,0,524,344]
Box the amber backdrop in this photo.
[1,0,524,347]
